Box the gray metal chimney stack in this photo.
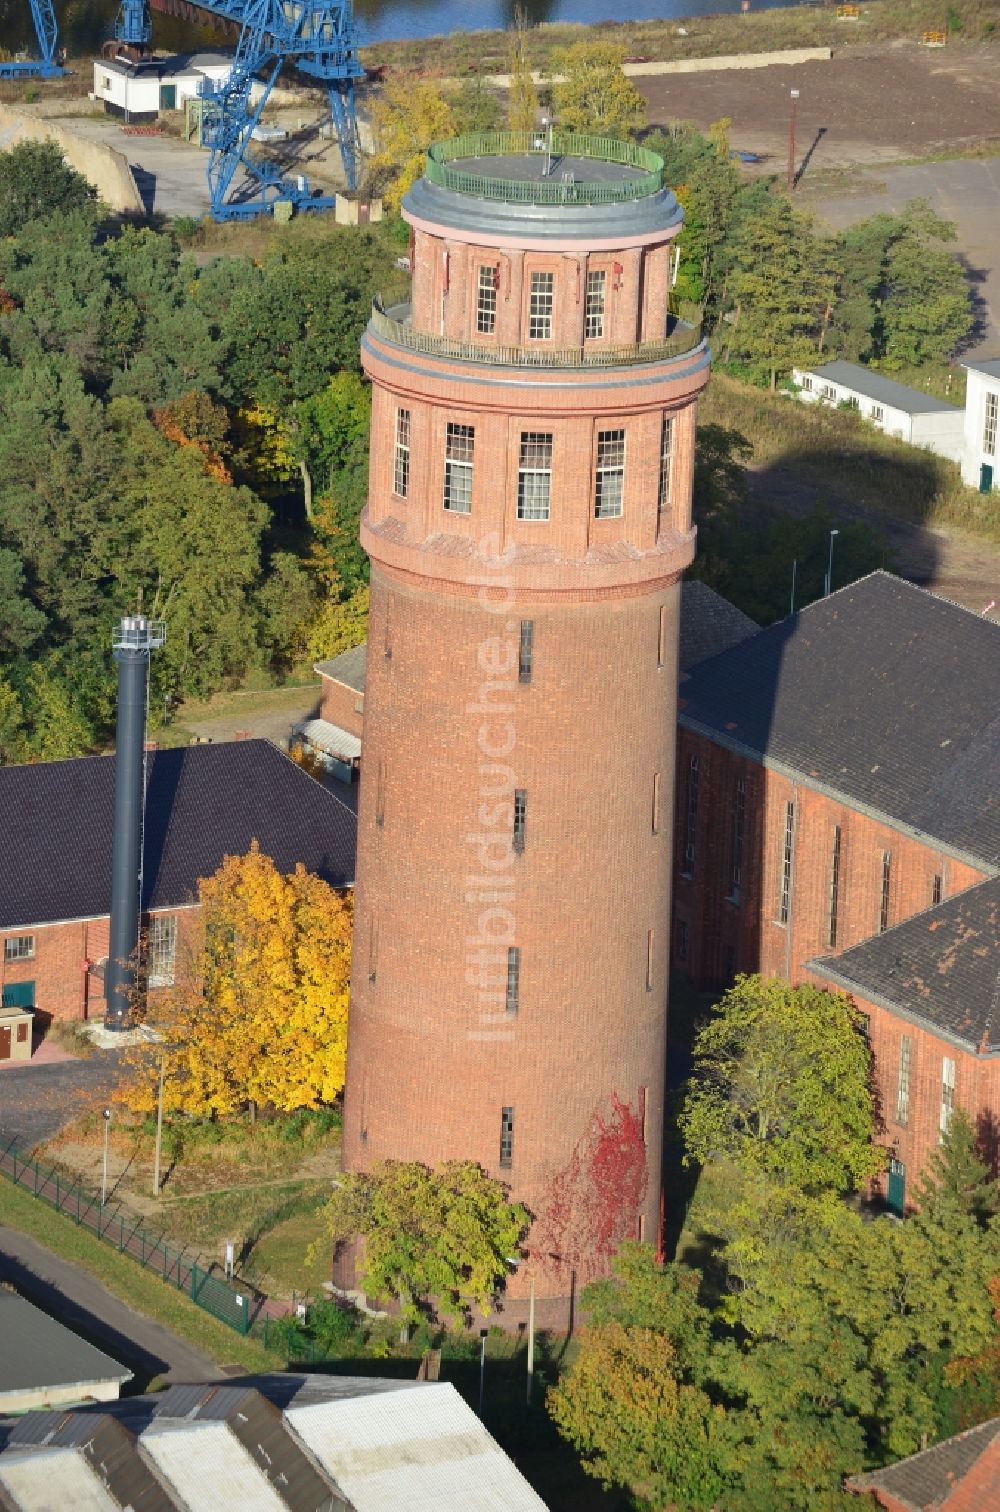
[105,615,165,1031]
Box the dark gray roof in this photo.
[811,876,1000,1052]
[679,572,1000,870]
[0,740,356,931]
[847,1414,1000,1507]
[798,359,961,415]
[964,357,1000,381]
[0,1295,132,1394]
[314,642,367,693]
[680,581,759,671]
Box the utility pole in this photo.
[101,1107,111,1207]
[787,89,800,192]
[825,528,840,597]
[526,1271,536,1406]
[152,1053,166,1197]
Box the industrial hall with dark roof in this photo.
[672,570,1000,1214]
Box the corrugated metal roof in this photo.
[299,720,363,762]
[0,1448,121,1511]
[286,1382,548,1511]
[140,1421,291,1511]
[795,359,961,414]
[0,1295,132,1396]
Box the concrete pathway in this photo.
[0,1225,219,1388]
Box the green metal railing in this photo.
[370,299,704,370]
[425,131,664,205]
[0,1134,260,1336]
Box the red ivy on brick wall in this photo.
[532,1092,648,1285]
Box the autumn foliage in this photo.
[119,843,351,1117]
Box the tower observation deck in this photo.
[342,132,710,1309]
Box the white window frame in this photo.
[393,407,410,498]
[477,264,497,335]
[517,431,552,521]
[940,1056,956,1138]
[777,801,795,926]
[528,271,554,341]
[584,269,606,340]
[984,391,998,457]
[870,404,884,424]
[896,1035,911,1126]
[4,935,35,962]
[147,914,177,988]
[443,422,474,513]
[658,414,674,516]
[594,428,626,519]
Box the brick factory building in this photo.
[673,571,1000,1207]
[0,740,356,1037]
[340,129,711,1301]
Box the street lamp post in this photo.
[825,528,840,597]
[541,116,553,177]
[506,1255,536,1406]
[152,1054,166,1198]
[101,1107,111,1207]
[478,1328,488,1416]
[787,89,800,192]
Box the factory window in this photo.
[652,771,661,835]
[984,391,998,457]
[443,422,474,513]
[896,1034,912,1126]
[728,778,747,903]
[879,850,892,934]
[681,753,699,878]
[657,604,668,667]
[932,873,943,906]
[147,915,177,988]
[500,1106,514,1168]
[518,620,534,684]
[777,801,795,926]
[657,415,674,515]
[940,1056,956,1139]
[584,269,606,339]
[513,789,526,853]
[528,271,554,340]
[4,935,34,962]
[827,825,842,948]
[393,407,410,498]
[477,264,498,334]
[506,947,520,1015]
[871,404,884,424]
[517,432,552,520]
[594,428,626,519]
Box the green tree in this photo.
[320,1160,530,1327]
[295,371,371,524]
[0,549,45,656]
[916,1107,999,1228]
[0,141,96,237]
[647,125,742,316]
[720,192,840,388]
[19,660,94,760]
[678,975,884,1197]
[0,674,27,764]
[368,79,457,212]
[449,76,503,134]
[550,42,646,139]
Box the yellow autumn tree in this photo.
[368,78,457,212]
[304,581,369,662]
[507,6,539,132]
[119,844,351,1118]
[550,42,646,140]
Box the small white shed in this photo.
[961,359,1000,492]
[791,359,965,463]
[93,51,232,122]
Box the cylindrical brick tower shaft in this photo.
[342,132,710,1304]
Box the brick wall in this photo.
[319,675,365,740]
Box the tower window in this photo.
[584,269,606,339]
[652,771,660,835]
[513,789,526,853]
[528,271,554,340]
[646,928,655,991]
[500,1106,514,1168]
[729,778,746,903]
[477,264,497,334]
[147,915,177,988]
[594,429,625,518]
[657,604,668,668]
[658,414,674,514]
[896,1034,911,1126]
[681,753,699,877]
[827,825,842,948]
[778,801,795,926]
[932,873,943,906]
[517,432,553,521]
[985,391,998,457]
[393,407,410,498]
[506,946,520,1015]
[443,422,474,513]
[879,850,892,934]
[518,621,534,684]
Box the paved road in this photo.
[0,1057,121,1150]
[0,1225,219,1388]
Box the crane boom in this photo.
[0,0,65,77]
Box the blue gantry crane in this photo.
[114,0,364,220]
[0,0,65,78]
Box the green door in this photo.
[160,84,176,110]
[981,463,994,494]
[2,980,34,1009]
[887,1158,905,1217]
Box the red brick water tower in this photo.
[342,131,710,1303]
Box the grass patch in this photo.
[161,1179,331,1297]
[702,371,1000,539]
[252,1200,330,1297]
[0,1177,280,1374]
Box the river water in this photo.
[8,0,806,59]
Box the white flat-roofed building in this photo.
[961,358,1000,492]
[791,359,966,462]
[92,52,232,122]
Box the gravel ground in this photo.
[0,1056,120,1152]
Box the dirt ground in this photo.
[639,39,1000,170]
